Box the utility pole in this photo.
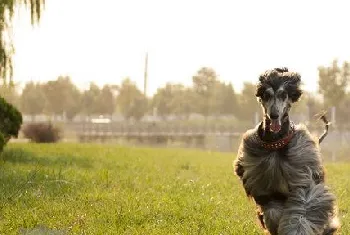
[144,52,148,97]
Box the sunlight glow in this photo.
[11,0,350,95]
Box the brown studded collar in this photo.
[254,122,295,150]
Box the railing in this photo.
[68,122,242,139]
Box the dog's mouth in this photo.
[270,119,281,133]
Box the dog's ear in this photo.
[255,75,267,98]
[255,83,265,99]
[286,72,302,102]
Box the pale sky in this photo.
[11,0,350,96]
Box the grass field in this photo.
[0,143,349,234]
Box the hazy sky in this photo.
[11,0,350,95]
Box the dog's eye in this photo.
[263,92,271,100]
[278,91,287,100]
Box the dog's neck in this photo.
[258,114,291,142]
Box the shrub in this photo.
[0,96,22,151]
[22,122,62,143]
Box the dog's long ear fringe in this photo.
[286,73,302,102]
[256,74,268,98]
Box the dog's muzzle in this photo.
[269,109,281,133]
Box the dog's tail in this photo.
[317,112,331,144]
[278,183,339,235]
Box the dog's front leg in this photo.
[234,160,244,179]
[252,199,284,235]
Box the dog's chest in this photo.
[243,150,292,195]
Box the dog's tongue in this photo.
[270,119,281,133]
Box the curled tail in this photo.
[278,184,339,235]
[319,114,330,144]
[317,112,331,144]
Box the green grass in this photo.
[0,143,349,234]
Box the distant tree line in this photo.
[1,67,259,123]
[1,61,350,128]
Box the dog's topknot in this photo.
[274,67,289,73]
[256,67,302,103]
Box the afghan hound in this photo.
[233,67,339,235]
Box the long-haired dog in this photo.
[234,68,339,235]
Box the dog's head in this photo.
[255,67,302,133]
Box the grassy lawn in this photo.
[0,143,349,234]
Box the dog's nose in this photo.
[270,113,279,120]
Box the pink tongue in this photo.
[270,119,281,133]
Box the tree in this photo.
[152,83,199,119]
[237,82,260,123]
[81,82,101,117]
[318,59,350,126]
[94,85,115,116]
[169,87,197,119]
[192,67,218,117]
[20,81,46,121]
[152,83,183,119]
[65,87,81,121]
[126,95,148,121]
[318,59,350,108]
[42,76,81,120]
[0,96,22,150]
[1,0,45,84]
[116,78,148,121]
[336,94,350,129]
[212,82,238,116]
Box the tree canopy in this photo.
[20,81,45,120]
[318,59,350,108]
[116,78,148,121]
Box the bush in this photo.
[22,122,62,143]
[0,96,22,151]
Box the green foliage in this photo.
[13,61,350,127]
[0,131,5,153]
[42,76,81,119]
[151,69,239,120]
[0,96,22,151]
[335,94,350,128]
[0,96,22,138]
[81,82,101,116]
[0,143,349,234]
[0,0,45,83]
[212,82,238,116]
[318,59,350,108]
[20,81,46,120]
[116,78,148,121]
[318,60,350,127]
[64,89,81,121]
[126,95,148,121]
[152,83,188,118]
[191,68,239,117]
[22,122,62,143]
[94,85,116,116]
[192,67,218,117]
[169,87,197,119]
